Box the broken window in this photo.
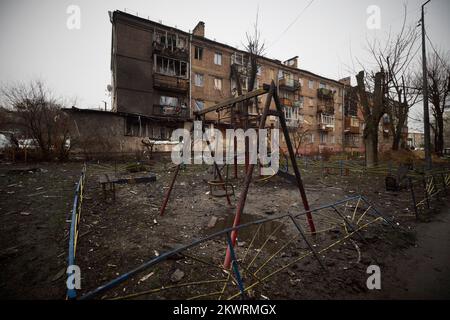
[257,65,262,75]
[195,46,203,60]
[195,100,204,111]
[214,52,222,65]
[154,55,188,78]
[160,96,179,107]
[214,78,222,90]
[177,36,186,49]
[232,52,247,65]
[125,117,140,136]
[154,29,187,51]
[194,73,204,87]
[278,70,283,80]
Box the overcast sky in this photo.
[1,0,449,131]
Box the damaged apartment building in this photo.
[65,10,405,157]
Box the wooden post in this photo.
[273,89,316,234]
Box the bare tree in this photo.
[365,5,421,151]
[423,50,450,155]
[0,80,72,160]
[289,124,310,157]
[356,70,386,167]
[231,10,266,124]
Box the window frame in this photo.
[194,46,203,60]
[194,73,204,87]
[214,52,222,65]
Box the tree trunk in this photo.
[392,127,402,151]
[365,129,378,167]
[392,136,400,151]
[436,113,444,156]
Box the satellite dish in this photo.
[106,84,113,92]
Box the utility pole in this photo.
[421,0,432,169]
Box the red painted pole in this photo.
[159,164,180,216]
[234,136,238,179]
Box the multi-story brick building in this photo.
[66,10,407,157]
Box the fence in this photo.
[280,156,450,179]
[67,164,87,299]
[408,172,450,219]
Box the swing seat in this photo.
[207,180,235,198]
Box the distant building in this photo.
[407,131,424,149]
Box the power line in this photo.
[268,0,316,49]
[425,29,449,68]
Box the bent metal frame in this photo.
[158,81,316,269]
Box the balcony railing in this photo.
[153,104,190,119]
[317,88,335,100]
[153,74,189,93]
[279,78,300,91]
[286,119,301,128]
[318,114,335,131]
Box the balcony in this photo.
[286,119,301,128]
[153,74,189,93]
[318,114,335,131]
[152,41,189,60]
[153,104,190,119]
[317,88,335,100]
[344,116,360,134]
[279,78,300,92]
[317,105,334,114]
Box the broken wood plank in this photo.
[194,86,269,116]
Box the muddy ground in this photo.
[0,157,449,299]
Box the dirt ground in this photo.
[0,157,449,300]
